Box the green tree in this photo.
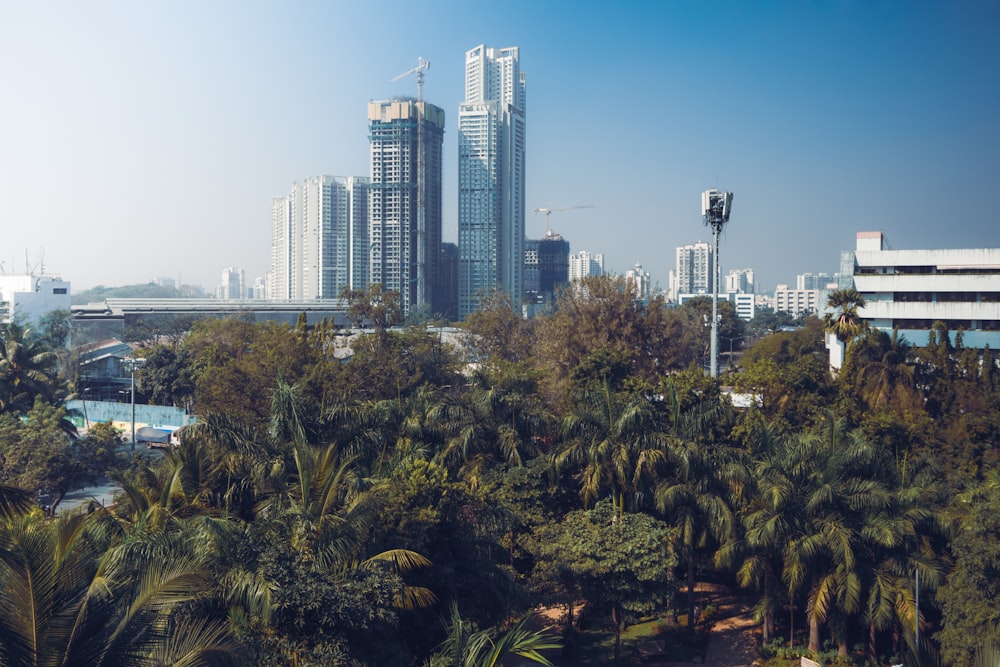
[938,473,1000,667]
[554,382,666,519]
[823,288,867,345]
[0,322,63,414]
[530,499,676,661]
[426,602,559,667]
[0,511,243,666]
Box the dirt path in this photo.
[649,583,760,667]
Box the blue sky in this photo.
[1,0,997,294]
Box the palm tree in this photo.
[843,329,920,412]
[655,386,743,632]
[554,381,666,519]
[426,602,559,667]
[0,511,243,666]
[823,288,867,344]
[0,322,63,414]
[433,368,553,485]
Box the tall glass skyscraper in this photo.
[458,44,526,318]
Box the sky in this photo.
[2,0,998,295]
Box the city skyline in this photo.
[2,1,998,294]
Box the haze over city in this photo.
[2,0,997,294]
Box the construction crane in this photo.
[390,56,430,101]
[391,57,431,311]
[533,205,595,236]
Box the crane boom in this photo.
[533,204,595,235]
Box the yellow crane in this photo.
[533,204,595,236]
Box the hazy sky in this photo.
[2,1,998,294]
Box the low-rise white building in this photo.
[841,231,1000,349]
[677,292,756,321]
[0,274,71,325]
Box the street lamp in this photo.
[719,335,738,372]
[702,189,734,379]
[121,356,145,459]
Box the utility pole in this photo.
[702,189,734,379]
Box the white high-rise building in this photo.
[725,268,755,294]
[268,176,370,301]
[625,263,652,301]
[569,251,604,281]
[216,267,246,300]
[675,242,713,296]
[458,44,526,318]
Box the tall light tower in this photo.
[702,189,733,378]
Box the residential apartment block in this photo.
[269,176,370,301]
[458,44,526,318]
[369,99,445,316]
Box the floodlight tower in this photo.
[701,189,734,378]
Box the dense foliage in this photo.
[2,278,999,665]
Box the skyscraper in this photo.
[458,44,526,318]
[675,241,713,296]
[368,99,445,317]
[268,176,369,301]
[217,267,246,300]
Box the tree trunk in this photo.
[687,549,697,633]
[612,605,622,662]
[565,600,575,656]
[808,614,821,653]
[868,622,876,659]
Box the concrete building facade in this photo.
[458,44,526,318]
[0,274,71,325]
[773,285,821,318]
[369,99,445,316]
[842,231,1000,349]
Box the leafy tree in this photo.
[340,283,402,340]
[532,275,673,404]
[462,288,536,366]
[938,473,1000,667]
[530,499,677,661]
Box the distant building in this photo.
[0,274,71,325]
[675,242,713,297]
[250,277,267,301]
[677,292,755,321]
[216,267,246,300]
[773,285,821,318]
[458,44,527,318]
[797,272,835,290]
[269,175,370,301]
[625,264,653,302]
[439,243,459,321]
[526,233,570,304]
[725,268,755,294]
[839,231,1000,349]
[569,251,604,281]
[369,99,445,317]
